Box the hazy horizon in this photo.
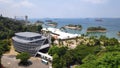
[0,0,120,18]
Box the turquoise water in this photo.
[29,18,120,40]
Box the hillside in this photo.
[0,16,43,68]
[0,16,42,40]
[0,16,26,40]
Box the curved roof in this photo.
[15,32,42,38]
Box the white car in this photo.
[41,59,48,65]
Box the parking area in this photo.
[1,55,49,68]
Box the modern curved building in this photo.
[12,32,50,56]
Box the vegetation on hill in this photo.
[25,25,42,33]
[0,16,25,67]
[0,16,42,67]
[49,35,120,68]
[0,40,11,68]
[48,45,101,68]
[35,20,44,25]
[0,16,26,40]
[0,16,43,40]
[76,46,120,68]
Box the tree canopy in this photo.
[16,52,30,64]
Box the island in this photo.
[118,31,120,35]
[64,24,82,30]
[46,22,58,27]
[87,26,107,32]
[95,18,103,22]
[34,20,44,25]
[45,20,53,22]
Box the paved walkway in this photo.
[1,55,49,68]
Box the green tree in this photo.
[16,52,30,65]
[80,54,97,68]
[52,54,62,68]
[36,25,42,33]
[108,38,119,46]
[74,45,101,59]
[97,52,120,68]
[0,46,4,67]
[57,47,68,57]
[51,37,55,45]
[77,44,120,68]
[48,46,59,56]
[63,50,74,66]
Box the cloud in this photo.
[0,0,11,4]
[0,0,12,4]
[0,0,36,17]
[82,0,108,4]
[12,0,35,8]
[0,0,35,8]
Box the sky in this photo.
[0,0,120,18]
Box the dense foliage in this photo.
[0,16,42,67]
[0,16,26,40]
[25,25,42,33]
[0,40,11,67]
[77,46,120,68]
[0,16,43,40]
[49,35,120,68]
[76,36,120,68]
[35,20,44,24]
[16,52,30,65]
[48,44,101,68]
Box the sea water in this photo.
[29,18,120,40]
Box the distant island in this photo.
[64,24,82,30]
[87,26,106,32]
[45,20,52,22]
[118,31,120,35]
[46,22,57,27]
[95,18,103,22]
[34,20,44,25]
